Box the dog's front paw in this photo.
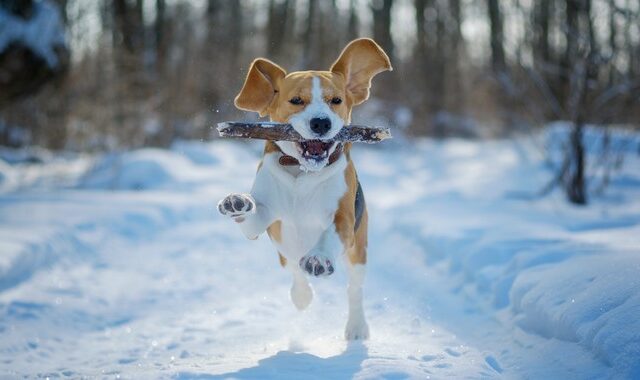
[345,318,370,340]
[217,193,256,220]
[299,255,334,277]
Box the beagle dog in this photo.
[218,38,392,340]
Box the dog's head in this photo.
[234,38,392,171]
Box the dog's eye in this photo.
[289,97,304,105]
[330,97,342,105]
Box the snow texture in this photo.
[0,0,66,67]
[0,125,639,378]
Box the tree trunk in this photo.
[623,0,636,78]
[608,0,617,85]
[347,0,359,41]
[229,1,242,65]
[414,0,427,55]
[563,0,591,205]
[302,0,318,68]
[267,0,291,59]
[563,0,580,95]
[371,0,394,64]
[567,120,587,204]
[155,0,166,70]
[533,0,551,66]
[433,1,446,120]
[487,0,506,73]
[585,0,597,62]
[322,0,339,59]
[371,0,395,100]
[450,0,465,114]
[113,0,143,54]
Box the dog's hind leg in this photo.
[344,261,369,340]
[289,266,313,310]
[344,209,369,340]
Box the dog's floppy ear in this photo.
[330,38,392,106]
[235,58,287,117]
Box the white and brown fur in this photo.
[218,38,392,340]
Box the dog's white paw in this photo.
[218,193,256,220]
[345,318,370,340]
[299,255,334,277]
[290,279,313,310]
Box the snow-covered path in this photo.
[1,128,639,379]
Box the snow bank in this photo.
[79,148,218,190]
[0,158,15,190]
[171,140,221,166]
[0,0,66,68]
[79,142,258,191]
[80,149,183,190]
[0,190,210,293]
[371,125,640,377]
[511,254,640,376]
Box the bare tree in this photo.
[487,0,505,73]
[267,0,292,59]
[449,0,465,113]
[533,0,551,67]
[560,0,593,204]
[302,0,319,68]
[347,0,359,41]
[371,0,394,64]
[155,0,167,70]
[113,0,143,54]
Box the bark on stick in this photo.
[216,122,391,144]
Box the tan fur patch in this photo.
[264,141,281,154]
[234,59,287,117]
[267,220,282,243]
[278,253,287,267]
[258,141,281,171]
[330,38,393,106]
[333,151,367,265]
[349,208,368,264]
[334,158,358,249]
[267,220,286,268]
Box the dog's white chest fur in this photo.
[253,153,347,260]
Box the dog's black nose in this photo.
[310,117,331,136]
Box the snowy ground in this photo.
[0,126,639,379]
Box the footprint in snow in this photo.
[444,348,461,357]
[485,355,503,373]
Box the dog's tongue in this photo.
[305,141,327,155]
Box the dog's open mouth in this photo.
[297,140,334,161]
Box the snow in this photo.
[0,0,66,68]
[1,125,639,378]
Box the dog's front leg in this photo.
[218,193,274,240]
[299,226,342,277]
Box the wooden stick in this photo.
[216,121,391,144]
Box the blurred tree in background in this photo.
[1,0,639,151]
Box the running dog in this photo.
[218,38,392,340]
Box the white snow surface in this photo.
[0,126,639,379]
[0,0,66,67]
